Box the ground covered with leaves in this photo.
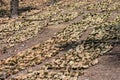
[0,0,120,80]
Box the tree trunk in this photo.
[10,0,19,18]
[51,0,57,4]
[0,0,5,6]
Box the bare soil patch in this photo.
[78,44,120,80]
[0,23,67,60]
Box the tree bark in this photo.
[0,0,5,6]
[10,0,19,18]
[51,0,57,4]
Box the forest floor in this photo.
[0,0,120,80]
[78,44,120,80]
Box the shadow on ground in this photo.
[78,44,120,80]
[104,44,120,68]
[18,6,36,15]
[0,6,36,18]
[0,9,8,17]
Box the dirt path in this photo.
[1,0,120,79]
[0,7,91,60]
[7,26,94,79]
[0,0,115,60]
[0,24,67,60]
[78,44,120,80]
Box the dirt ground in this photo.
[0,21,120,80]
[0,0,120,79]
[4,24,120,80]
[78,44,120,80]
[0,23,67,60]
